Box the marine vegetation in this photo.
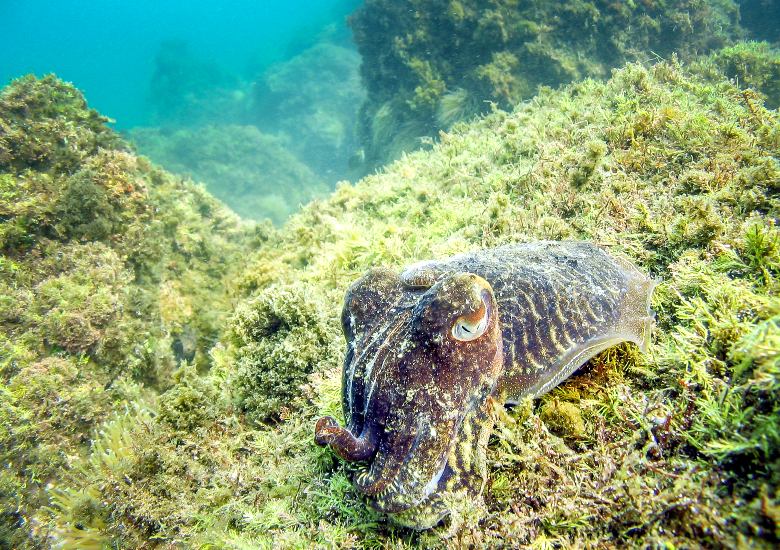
[2,45,780,547]
[348,0,745,169]
[315,242,654,529]
[0,75,254,546]
[706,41,780,108]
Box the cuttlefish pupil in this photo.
[314,241,655,529]
[452,289,491,341]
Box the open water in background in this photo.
[0,0,364,221]
[1,1,776,223]
[0,0,362,127]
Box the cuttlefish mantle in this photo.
[315,241,655,529]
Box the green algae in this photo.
[0,75,253,546]
[230,282,341,423]
[0,75,122,174]
[539,400,587,441]
[709,41,780,108]
[2,45,780,548]
[158,362,221,431]
[349,0,743,169]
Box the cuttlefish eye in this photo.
[451,289,491,342]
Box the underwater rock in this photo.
[252,42,366,183]
[0,74,122,174]
[232,283,339,423]
[316,241,654,528]
[5,50,780,547]
[128,124,327,224]
[707,41,780,108]
[133,40,365,224]
[539,399,586,441]
[0,75,252,546]
[349,0,742,169]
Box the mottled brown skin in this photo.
[315,241,655,529]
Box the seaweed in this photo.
[230,282,341,423]
[3,46,780,547]
[709,41,780,108]
[348,0,743,169]
[0,75,253,547]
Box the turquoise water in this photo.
[0,0,361,128]
[0,0,364,221]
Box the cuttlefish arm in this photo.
[314,416,378,462]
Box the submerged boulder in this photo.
[349,0,744,169]
[0,75,252,547]
[231,282,340,423]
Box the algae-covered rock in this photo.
[131,40,364,224]
[4,43,780,548]
[212,55,776,547]
[158,363,222,431]
[0,74,122,173]
[252,42,366,183]
[0,75,253,546]
[231,283,340,423]
[349,0,743,169]
[539,400,586,441]
[709,41,780,108]
[147,40,244,127]
[128,124,328,224]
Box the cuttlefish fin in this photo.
[504,333,639,403]
[503,271,656,403]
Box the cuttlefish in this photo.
[315,241,655,529]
